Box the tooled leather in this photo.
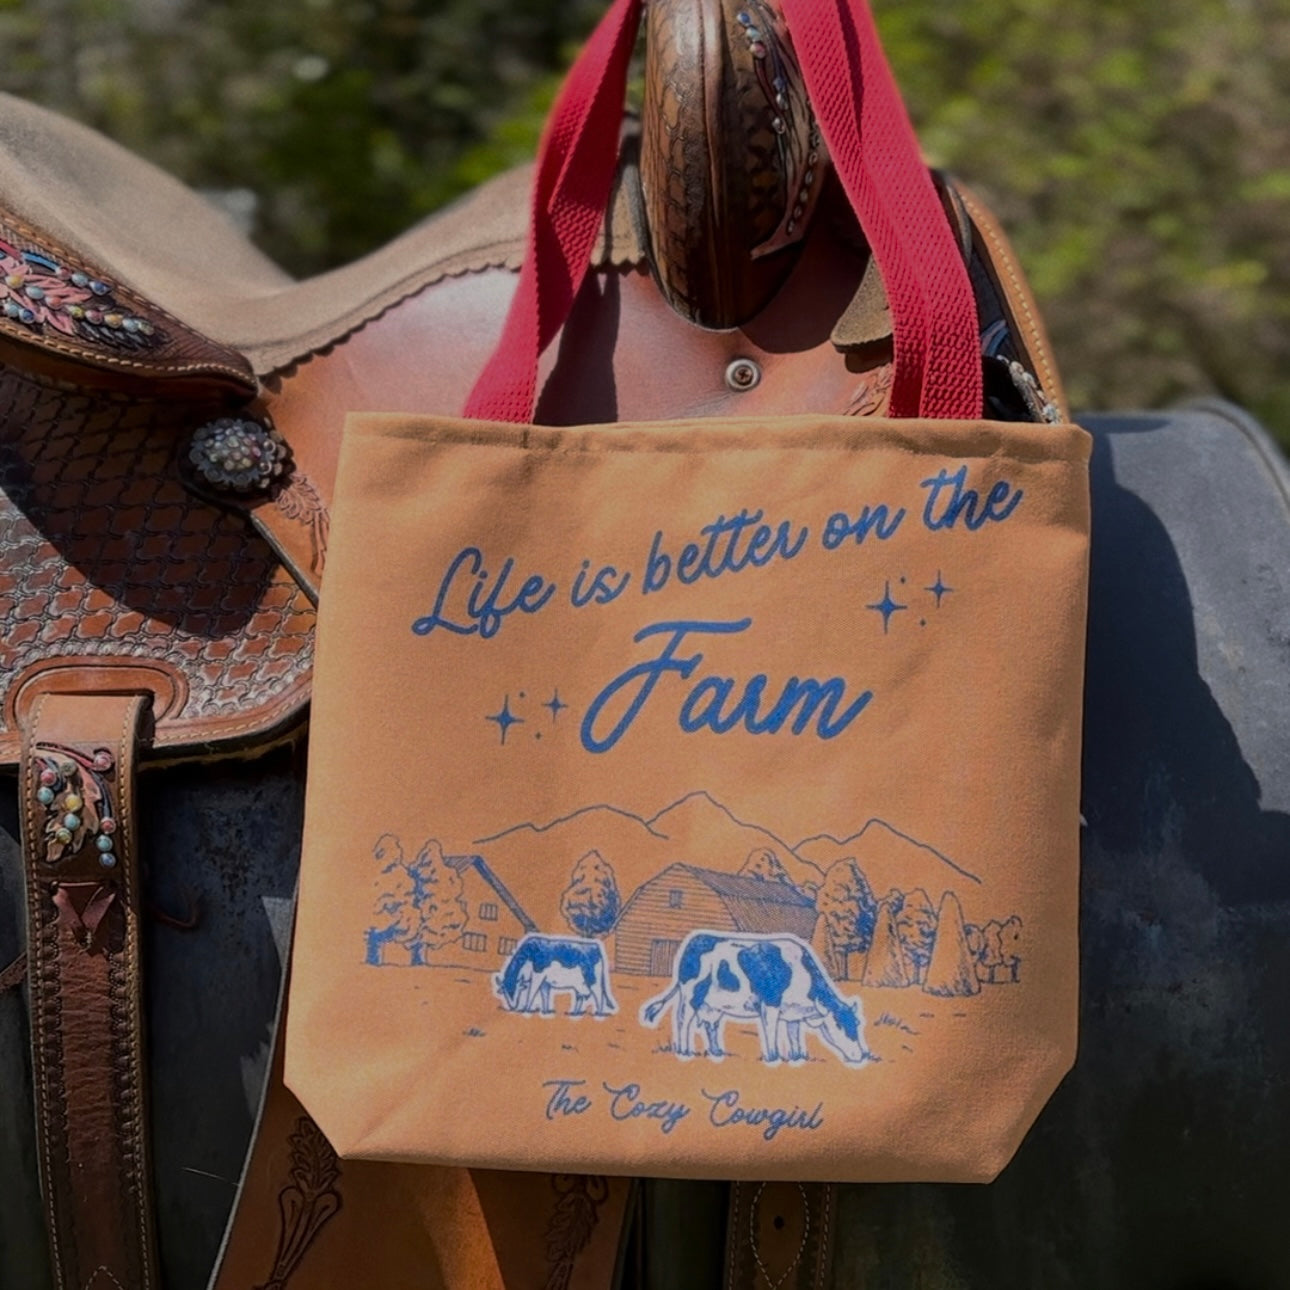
[0,362,314,766]
[642,0,819,327]
[957,185,1068,418]
[0,202,256,395]
[23,693,158,1290]
[724,1181,835,1290]
[240,451,331,605]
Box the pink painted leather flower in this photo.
[0,242,93,335]
[0,237,157,347]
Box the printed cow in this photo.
[495,934,618,1017]
[641,932,870,1065]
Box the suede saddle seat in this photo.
[0,91,543,376]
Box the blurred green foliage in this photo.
[2,0,1287,435]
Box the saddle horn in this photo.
[640,0,831,329]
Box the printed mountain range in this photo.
[472,790,985,934]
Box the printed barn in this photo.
[614,863,817,976]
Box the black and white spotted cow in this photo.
[641,931,870,1065]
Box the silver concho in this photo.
[188,417,290,495]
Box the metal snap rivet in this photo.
[725,358,763,393]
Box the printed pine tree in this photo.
[560,849,621,937]
[923,891,981,998]
[896,887,937,984]
[817,858,878,979]
[861,897,913,988]
[365,833,419,965]
[406,838,469,962]
[739,847,792,884]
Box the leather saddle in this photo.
[3,3,1284,1289]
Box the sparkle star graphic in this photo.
[926,571,955,608]
[486,695,525,745]
[544,689,569,722]
[866,580,908,634]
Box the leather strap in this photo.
[465,0,981,423]
[724,1181,836,1290]
[21,691,159,1290]
[213,979,633,1290]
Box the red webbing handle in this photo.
[778,0,980,418]
[465,0,982,423]
[464,0,644,424]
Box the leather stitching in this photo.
[115,697,152,1290]
[958,189,1065,417]
[813,1186,832,1288]
[82,1267,126,1290]
[725,1182,743,1290]
[748,1182,810,1290]
[24,693,68,1290]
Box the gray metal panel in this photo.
[140,749,303,1290]
[822,404,1290,1290]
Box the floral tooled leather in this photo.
[0,204,256,394]
[0,362,313,764]
[0,235,162,349]
[29,742,119,868]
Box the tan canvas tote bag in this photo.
[286,0,1091,1184]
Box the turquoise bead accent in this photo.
[63,813,81,831]
[96,836,115,853]
[37,788,55,805]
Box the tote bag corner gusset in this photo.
[285,0,1091,1187]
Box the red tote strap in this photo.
[465,0,982,423]
[464,0,644,424]
[778,0,981,418]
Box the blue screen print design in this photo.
[367,462,1039,1137]
[364,792,1024,1077]
[495,935,618,1017]
[641,932,869,1065]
